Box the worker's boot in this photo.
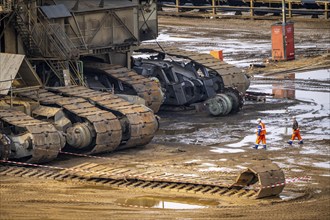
[299,140,304,144]
[287,140,293,145]
[253,145,258,149]
[263,145,267,150]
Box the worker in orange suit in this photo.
[288,116,303,145]
[253,118,266,149]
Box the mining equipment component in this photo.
[133,47,249,115]
[232,161,285,198]
[0,0,250,163]
[82,61,164,113]
[1,86,159,162]
[0,0,250,116]
[0,159,286,199]
[0,1,161,162]
[0,109,65,163]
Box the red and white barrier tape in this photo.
[59,151,110,160]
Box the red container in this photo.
[271,22,295,61]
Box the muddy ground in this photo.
[1,16,330,219]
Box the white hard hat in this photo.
[292,116,296,119]
[257,118,261,122]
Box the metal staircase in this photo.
[11,3,83,86]
[12,10,43,57]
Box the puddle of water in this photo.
[259,109,288,114]
[278,192,306,201]
[229,69,330,154]
[313,161,330,169]
[300,148,324,155]
[295,69,330,81]
[226,135,255,148]
[210,147,245,153]
[116,196,218,209]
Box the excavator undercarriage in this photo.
[0,0,285,199]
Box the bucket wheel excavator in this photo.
[0,0,249,162]
[0,1,287,200]
[0,0,161,163]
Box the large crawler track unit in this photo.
[0,109,64,163]
[133,47,248,115]
[135,46,250,93]
[20,89,122,154]
[20,86,158,152]
[0,160,285,199]
[84,62,164,113]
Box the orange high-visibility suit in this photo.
[288,119,303,145]
[291,128,302,141]
[255,122,266,148]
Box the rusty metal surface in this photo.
[84,62,163,113]
[0,109,61,163]
[0,164,259,199]
[49,86,158,149]
[0,160,288,200]
[21,90,122,154]
[136,46,250,94]
[232,161,285,198]
[65,162,234,186]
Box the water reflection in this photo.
[272,73,295,99]
[116,196,218,209]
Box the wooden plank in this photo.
[0,53,25,95]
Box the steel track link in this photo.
[0,109,62,163]
[20,90,122,154]
[136,46,249,93]
[0,164,258,199]
[48,86,158,149]
[85,62,163,113]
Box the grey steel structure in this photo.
[0,0,161,163]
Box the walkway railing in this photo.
[160,0,329,20]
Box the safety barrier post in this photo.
[250,0,254,17]
[176,0,179,13]
[212,0,216,16]
[288,1,292,18]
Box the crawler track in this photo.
[20,90,122,153]
[0,109,62,163]
[0,163,259,199]
[136,46,250,93]
[85,62,163,113]
[48,86,158,149]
